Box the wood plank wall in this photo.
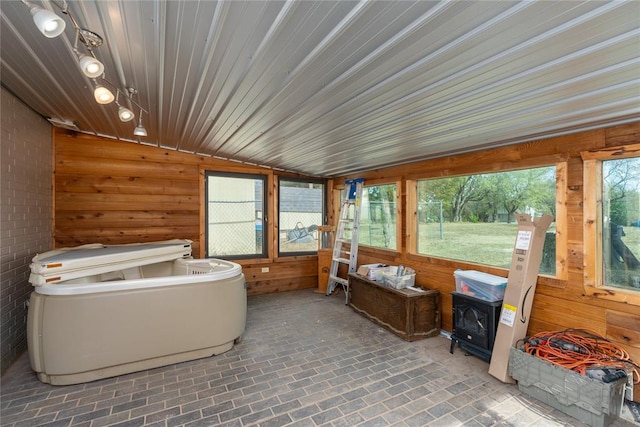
[54,124,640,396]
[336,122,640,397]
[53,129,317,295]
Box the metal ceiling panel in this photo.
[1,0,639,176]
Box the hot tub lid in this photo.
[30,239,193,286]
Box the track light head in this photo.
[134,108,147,136]
[94,85,115,104]
[118,106,135,122]
[29,4,66,38]
[133,124,147,137]
[78,54,104,78]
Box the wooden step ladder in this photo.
[326,178,364,304]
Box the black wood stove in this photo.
[449,291,502,362]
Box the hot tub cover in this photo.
[29,239,192,286]
[34,258,243,296]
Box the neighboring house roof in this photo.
[253,186,322,213]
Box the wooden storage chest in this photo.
[348,273,440,341]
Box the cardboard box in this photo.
[488,213,554,383]
[356,263,390,281]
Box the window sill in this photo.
[584,283,640,307]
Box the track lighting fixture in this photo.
[21,0,149,138]
[118,106,135,122]
[133,125,147,137]
[94,85,115,104]
[134,108,148,137]
[115,91,135,122]
[27,3,66,38]
[78,54,104,78]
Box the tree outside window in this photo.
[358,184,397,250]
[417,166,556,274]
[602,157,640,290]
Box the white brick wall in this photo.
[1,87,52,374]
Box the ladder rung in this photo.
[329,276,348,286]
[337,238,351,243]
[332,257,350,264]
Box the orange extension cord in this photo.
[522,329,639,385]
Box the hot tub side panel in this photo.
[28,273,246,385]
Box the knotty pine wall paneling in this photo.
[53,129,317,295]
[334,123,640,396]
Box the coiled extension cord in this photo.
[521,329,639,386]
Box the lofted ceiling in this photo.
[1,0,639,177]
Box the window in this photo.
[601,158,640,290]
[205,172,266,259]
[583,145,640,304]
[278,178,325,255]
[416,166,557,274]
[359,183,398,250]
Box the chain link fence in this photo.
[208,200,262,256]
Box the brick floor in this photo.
[2,289,638,426]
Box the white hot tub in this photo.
[27,240,246,385]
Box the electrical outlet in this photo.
[261,267,269,273]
